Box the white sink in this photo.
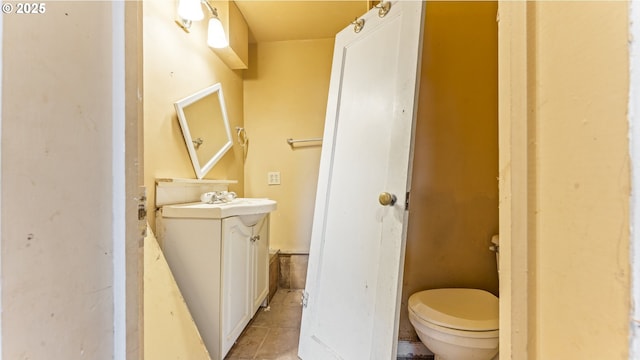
[162,198,277,226]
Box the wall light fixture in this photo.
[176,0,229,49]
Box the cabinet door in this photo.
[221,217,252,357]
[251,215,270,314]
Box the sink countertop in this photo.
[162,198,277,219]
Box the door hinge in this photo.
[405,191,411,210]
[137,195,147,221]
[136,187,148,237]
[301,291,309,308]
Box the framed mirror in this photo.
[174,83,233,179]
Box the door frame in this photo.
[117,1,145,359]
[0,9,4,358]
[629,0,640,357]
[500,3,640,358]
[497,2,534,359]
[122,1,145,359]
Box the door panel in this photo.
[252,215,270,313]
[221,217,252,357]
[299,1,424,359]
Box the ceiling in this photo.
[234,1,370,43]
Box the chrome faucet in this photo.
[201,191,237,204]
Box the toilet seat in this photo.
[408,288,499,332]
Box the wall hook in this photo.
[375,1,391,17]
[192,137,204,149]
[235,126,248,147]
[352,17,365,33]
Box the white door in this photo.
[298,1,424,359]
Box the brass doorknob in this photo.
[378,192,397,206]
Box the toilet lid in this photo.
[409,288,499,331]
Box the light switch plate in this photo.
[268,172,281,185]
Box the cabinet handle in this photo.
[251,235,261,242]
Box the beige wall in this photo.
[529,2,630,358]
[2,2,120,357]
[143,0,245,232]
[399,1,499,341]
[243,39,334,253]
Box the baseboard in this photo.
[396,340,434,359]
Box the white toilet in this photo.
[408,235,500,360]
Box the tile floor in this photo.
[225,289,303,360]
[225,288,434,360]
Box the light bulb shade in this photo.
[207,18,228,48]
[178,0,204,21]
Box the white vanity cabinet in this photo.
[161,210,272,360]
[220,215,270,355]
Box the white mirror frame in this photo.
[174,83,233,179]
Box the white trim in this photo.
[497,2,531,358]
[112,1,126,359]
[629,0,640,357]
